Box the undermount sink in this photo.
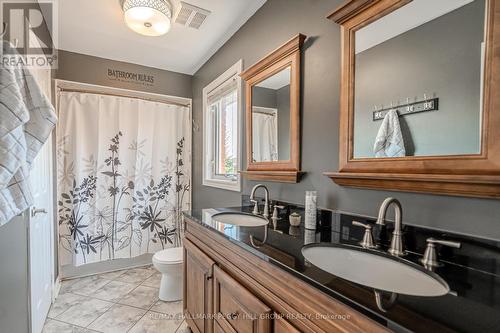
[211,212,269,227]
[301,244,450,297]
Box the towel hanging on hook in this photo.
[373,109,406,158]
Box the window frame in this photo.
[203,60,243,192]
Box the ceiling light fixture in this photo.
[123,0,172,37]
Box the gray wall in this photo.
[0,216,29,333]
[253,86,277,108]
[192,0,500,241]
[354,1,484,157]
[55,50,192,99]
[54,51,192,278]
[276,85,290,159]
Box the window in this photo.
[203,60,242,191]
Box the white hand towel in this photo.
[0,41,57,225]
[373,109,405,158]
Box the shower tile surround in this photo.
[44,266,187,333]
[182,197,500,333]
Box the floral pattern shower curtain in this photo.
[57,92,191,266]
[252,110,278,162]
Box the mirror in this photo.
[327,0,500,198]
[240,34,305,183]
[251,66,291,162]
[353,0,486,158]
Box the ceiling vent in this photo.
[174,1,211,29]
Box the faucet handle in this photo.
[352,221,377,249]
[250,199,259,215]
[272,205,285,219]
[427,238,461,249]
[420,237,461,270]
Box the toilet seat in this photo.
[153,247,183,265]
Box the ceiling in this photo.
[356,0,474,54]
[256,67,290,90]
[57,0,267,74]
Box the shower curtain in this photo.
[252,110,278,162]
[57,91,191,266]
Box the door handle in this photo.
[31,207,48,217]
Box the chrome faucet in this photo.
[250,184,270,218]
[376,197,405,257]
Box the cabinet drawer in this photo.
[213,266,272,333]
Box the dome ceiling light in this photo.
[123,0,172,37]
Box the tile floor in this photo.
[43,266,190,333]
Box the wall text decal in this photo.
[107,69,154,86]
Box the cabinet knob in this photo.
[228,311,238,320]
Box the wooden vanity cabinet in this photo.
[183,217,391,333]
[184,239,215,333]
[213,316,297,333]
[273,317,300,333]
[213,266,272,333]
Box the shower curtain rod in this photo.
[57,87,191,108]
[253,110,276,116]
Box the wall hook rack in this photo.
[373,97,439,121]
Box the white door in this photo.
[28,69,54,333]
[28,136,54,333]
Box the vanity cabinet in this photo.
[183,216,391,333]
[213,266,272,333]
[273,317,300,333]
[184,238,215,333]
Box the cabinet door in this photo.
[274,316,300,333]
[213,266,272,333]
[184,239,216,333]
[214,320,226,333]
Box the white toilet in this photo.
[152,247,183,301]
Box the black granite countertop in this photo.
[183,204,500,333]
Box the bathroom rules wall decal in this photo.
[107,68,155,86]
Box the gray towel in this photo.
[0,41,57,225]
[374,110,405,158]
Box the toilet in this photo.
[152,247,183,301]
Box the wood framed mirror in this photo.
[240,34,306,183]
[325,0,500,198]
